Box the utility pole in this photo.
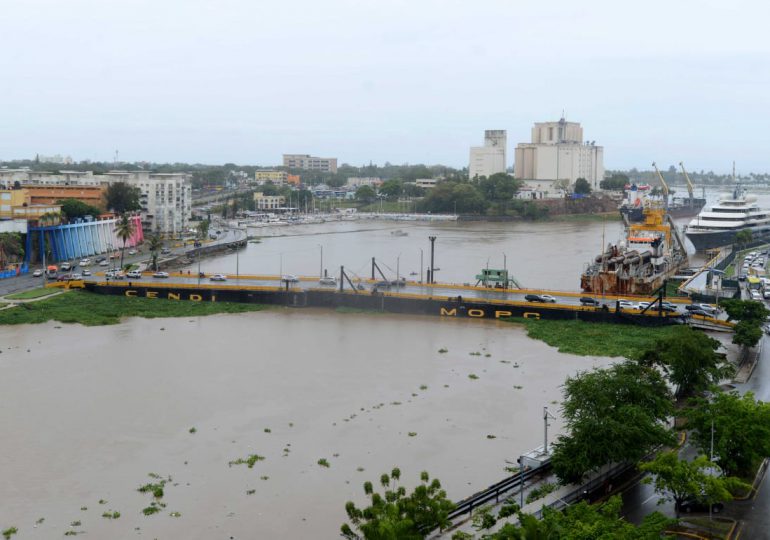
[543,406,556,454]
[428,236,436,284]
[318,244,323,279]
[420,248,424,284]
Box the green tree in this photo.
[721,298,769,348]
[147,232,163,271]
[735,229,753,246]
[379,179,403,200]
[475,173,522,203]
[114,214,135,270]
[197,219,210,240]
[105,182,141,214]
[488,496,672,539]
[600,173,630,190]
[573,177,592,194]
[635,326,733,397]
[0,232,24,267]
[356,185,376,203]
[58,198,102,220]
[340,470,454,539]
[641,451,747,517]
[686,391,770,477]
[551,362,674,484]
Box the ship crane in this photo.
[652,162,670,210]
[678,161,696,202]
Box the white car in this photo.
[81,269,92,276]
[539,294,557,303]
[153,271,170,278]
[209,274,227,282]
[128,249,137,255]
[32,269,43,277]
[79,259,91,266]
[637,302,650,309]
[126,270,142,279]
[618,300,638,309]
[281,275,299,283]
[99,260,110,267]
[319,276,337,286]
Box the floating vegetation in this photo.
[408,432,417,437]
[35,518,44,525]
[513,385,523,390]
[64,532,79,537]
[444,384,449,388]
[142,505,160,516]
[390,401,402,406]
[499,360,511,364]
[228,454,266,468]
[317,458,330,468]
[419,384,428,390]
[2,527,18,540]
[80,507,87,511]
[137,480,165,499]
[411,393,418,397]
[485,353,491,357]
[101,511,120,519]
[468,374,479,380]
[263,428,271,433]
[260,476,269,481]
[288,422,294,427]
[356,467,365,472]
[189,427,197,434]
[70,521,81,527]
[469,352,481,356]
[438,348,448,353]
[169,512,182,518]
[513,362,520,368]
[246,489,256,495]
[486,434,497,439]
[551,400,558,405]
[98,500,107,505]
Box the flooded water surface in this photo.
[1,311,611,538]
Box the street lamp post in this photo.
[420,248,424,284]
[711,268,725,311]
[396,252,401,283]
[318,244,323,279]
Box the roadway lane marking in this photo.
[641,494,658,506]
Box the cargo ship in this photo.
[581,207,688,296]
[618,162,706,222]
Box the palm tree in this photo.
[197,219,210,241]
[114,214,135,270]
[148,231,163,271]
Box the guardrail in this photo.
[446,464,549,522]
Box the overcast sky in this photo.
[1,0,769,172]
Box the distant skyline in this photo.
[1,0,769,174]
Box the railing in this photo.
[0,263,28,280]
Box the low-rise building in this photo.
[253,170,288,185]
[283,154,338,173]
[345,177,382,188]
[24,185,105,209]
[253,192,286,210]
[415,178,438,189]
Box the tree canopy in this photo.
[573,177,592,194]
[551,361,674,484]
[685,391,770,477]
[355,185,377,203]
[58,198,102,220]
[640,451,746,517]
[341,470,454,540]
[600,173,630,190]
[417,182,487,214]
[105,182,141,214]
[720,298,769,348]
[635,326,732,397]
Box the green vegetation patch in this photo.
[5,287,60,300]
[0,290,266,326]
[511,319,678,358]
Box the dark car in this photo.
[56,273,73,281]
[525,294,547,303]
[685,304,717,315]
[676,497,724,514]
[95,256,107,263]
[579,297,600,306]
[689,309,712,317]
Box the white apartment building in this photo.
[253,192,286,210]
[469,130,506,179]
[514,119,604,196]
[283,154,338,173]
[0,169,192,235]
[104,172,192,236]
[345,177,382,188]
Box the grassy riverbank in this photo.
[0,290,266,326]
[4,287,60,300]
[511,319,677,358]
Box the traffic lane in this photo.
[620,479,676,524]
[729,464,769,538]
[736,335,770,401]
[0,273,40,296]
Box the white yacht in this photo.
[684,185,770,251]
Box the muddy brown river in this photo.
[1,309,611,538]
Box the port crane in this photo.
[652,162,670,210]
[678,161,697,204]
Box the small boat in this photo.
[319,276,337,286]
[391,230,408,237]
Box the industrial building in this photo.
[283,154,338,173]
[514,119,604,196]
[469,130,507,179]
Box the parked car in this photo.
[637,302,650,310]
[99,260,110,267]
[81,269,92,276]
[209,274,227,282]
[579,297,600,306]
[686,304,717,314]
[95,256,107,263]
[59,262,72,271]
[79,258,91,266]
[153,271,170,278]
[689,309,712,317]
[281,274,299,283]
[319,276,337,286]
[618,300,638,309]
[32,269,43,277]
[676,497,724,514]
[128,249,137,256]
[126,270,142,279]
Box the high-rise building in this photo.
[283,154,338,173]
[514,118,604,195]
[469,130,506,179]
